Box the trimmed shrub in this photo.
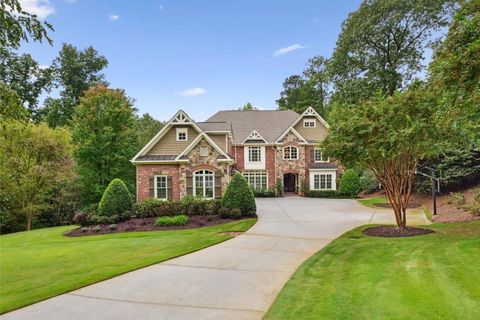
[87,214,120,225]
[98,179,133,217]
[154,215,189,226]
[205,199,221,215]
[276,178,284,197]
[359,170,380,194]
[218,207,230,219]
[82,203,99,214]
[180,195,209,215]
[230,208,242,219]
[306,190,341,198]
[253,188,276,198]
[73,211,89,226]
[338,169,361,197]
[135,199,173,218]
[222,173,256,216]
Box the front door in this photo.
[284,173,297,193]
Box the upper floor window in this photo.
[304,119,316,128]
[176,128,188,141]
[248,146,261,162]
[283,146,298,160]
[314,148,329,162]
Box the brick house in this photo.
[132,107,339,201]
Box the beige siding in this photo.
[147,125,199,155]
[207,133,228,152]
[293,116,328,141]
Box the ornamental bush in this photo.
[98,179,133,218]
[154,215,189,226]
[338,169,361,198]
[222,173,256,216]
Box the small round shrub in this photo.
[108,224,118,230]
[338,169,361,198]
[230,208,242,219]
[222,173,256,216]
[359,170,379,194]
[218,207,230,219]
[98,179,133,217]
[73,211,89,226]
[93,226,101,232]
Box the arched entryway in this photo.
[283,172,298,194]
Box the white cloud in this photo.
[109,14,120,21]
[176,87,207,97]
[273,44,306,57]
[19,0,55,20]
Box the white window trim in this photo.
[154,175,168,200]
[248,146,262,162]
[309,170,336,190]
[283,146,299,160]
[244,146,266,169]
[314,148,330,163]
[242,171,268,190]
[304,119,316,128]
[176,128,188,141]
[193,170,215,199]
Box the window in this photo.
[304,119,316,128]
[176,128,188,141]
[313,174,333,190]
[194,170,214,199]
[200,146,208,157]
[314,148,329,162]
[243,171,268,190]
[248,146,261,162]
[154,175,168,199]
[283,146,298,160]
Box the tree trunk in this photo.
[26,213,32,231]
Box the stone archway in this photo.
[283,172,298,193]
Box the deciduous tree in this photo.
[72,85,137,204]
[0,121,74,230]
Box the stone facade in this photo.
[275,132,308,194]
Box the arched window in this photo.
[194,170,214,198]
[283,146,298,160]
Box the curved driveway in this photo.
[3,198,424,320]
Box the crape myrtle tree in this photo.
[321,86,462,229]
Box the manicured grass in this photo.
[358,196,388,208]
[265,221,480,320]
[0,219,256,314]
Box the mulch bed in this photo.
[363,226,434,238]
[65,215,237,237]
[374,202,421,209]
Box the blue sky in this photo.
[21,0,362,122]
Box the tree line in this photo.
[0,1,164,232]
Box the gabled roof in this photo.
[243,130,267,144]
[176,132,233,162]
[131,110,232,163]
[275,107,329,144]
[275,127,308,144]
[206,110,299,144]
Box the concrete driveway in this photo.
[3,197,427,320]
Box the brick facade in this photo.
[136,164,180,201]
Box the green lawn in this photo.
[265,221,480,320]
[358,196,389,208]
[0,219,256,314]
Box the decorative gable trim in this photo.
[274,107,329,144]
[275,127,308,144]
[175,132,233,162]
[242,130,267,144]
[131,110,202,162]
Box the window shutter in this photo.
[149,176,155,198]
[186,172,193,195]
[214,171,223,199]
[167,176,173,200]
[310,148,315,163]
